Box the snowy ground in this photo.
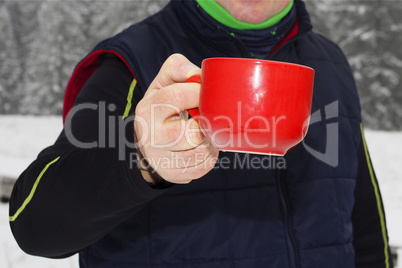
[365,131,402,249]
[0,115,401,267]
[0,116,79,267]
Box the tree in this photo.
[306,0,402,130]
[1,1,41,114]
[1,0,401,130]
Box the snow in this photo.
[0,115,401,267]
[364,130,402,249]
[0,115,78,267]
[0,204,79,267]
[0,116,61,178]
[0,115,61,159]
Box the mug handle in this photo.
[186,74,201,121]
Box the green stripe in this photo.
[9,157,60,222]
[123,78,137,119]
[360,124,390,268]
[196,0,293,30]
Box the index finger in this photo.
[151,82,200,119]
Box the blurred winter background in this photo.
[0,0,401,267]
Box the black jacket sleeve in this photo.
[352,128,393,268]
[9,54,168,258]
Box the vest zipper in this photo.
[277,169,299,268]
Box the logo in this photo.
[302,101,339,167]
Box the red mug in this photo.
[187,58,314,156]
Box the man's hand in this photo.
[134,54,219,184]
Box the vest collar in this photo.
[171,0,312,58]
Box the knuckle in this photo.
[167,53,185,64]
[163,54,188,82]
[164,54,183,71]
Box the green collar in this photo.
[195,0,294,30]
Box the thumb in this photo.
[149,54,201,90]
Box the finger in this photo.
[141,140,215,175]
[149,54,201,90]
[135,82,199,125]
[160,144,219,183]
[152,118,206,151]
[151,82,200,118]
[155,145,219,183]
[186,143,219,178]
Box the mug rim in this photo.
[202,57,315,72]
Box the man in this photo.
[9,0,393,267]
